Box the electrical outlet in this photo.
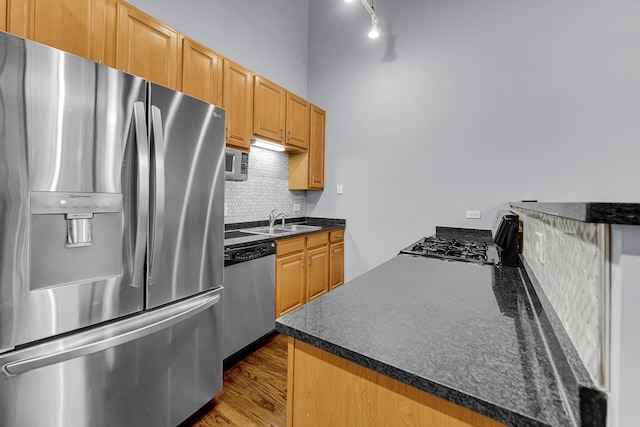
[293,203,300,212]
[224,202,228,217]
[337,184,343,195]
[535,231,545,264]
[466,210,481,219]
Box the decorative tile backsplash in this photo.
[225,146,306,224]
[514,207,606,385]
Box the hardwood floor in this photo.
[180,333,288,427]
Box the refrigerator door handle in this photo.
[149,105,165,284]
[132,101,150,289]
[2,290,221,376]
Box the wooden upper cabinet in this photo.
[308,105,326,189]
[253,75,286,144]
[7,0,107,63]
[289,104,325,190]
[181,37,223,106]
[116,2,180,89]
[286,92,310,150]
[223,59,253,150]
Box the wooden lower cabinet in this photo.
[287,338,507,427]
[329,241,344,289]
[0,0,6,31]
[305,233,329,302]
[329,229,344,289]
[276,229,344,318]
[275,250,306,317]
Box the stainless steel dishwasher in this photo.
[223,239,276,360]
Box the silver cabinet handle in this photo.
[3,291,221,376]
[149,105,166,285]
[132,101,150,289]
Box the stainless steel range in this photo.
[400,211,520,267]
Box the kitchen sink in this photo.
[243,224,322,236]
[277,224,322,232]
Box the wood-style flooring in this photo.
[180,333,288,427]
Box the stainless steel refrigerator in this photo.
[0,31,225,427]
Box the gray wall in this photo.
[125,0,309,96]
[306,0,640,281]
[124,0,640,285]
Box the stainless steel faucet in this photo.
[269,209,289,228]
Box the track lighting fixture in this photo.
[345,0,381,39]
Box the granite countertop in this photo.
[224,217,346,248]
[509,201,640,225]
[276,255,591,427]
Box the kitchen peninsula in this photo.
[276,212,612,426]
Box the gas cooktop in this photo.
[400,236,499,264]
[399,211,520,267]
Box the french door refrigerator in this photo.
[0,31,225,427]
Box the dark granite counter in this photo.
[276,254,604,426]
[224,217,345,248]
[509,202,640,225]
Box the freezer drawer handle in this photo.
[3,292,220,376]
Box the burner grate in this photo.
[404,236,489,263]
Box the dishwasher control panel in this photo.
[224,241,276,266]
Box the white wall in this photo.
[125,0,309,96]
[306,0,640,281]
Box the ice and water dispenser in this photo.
[30,192,123,290]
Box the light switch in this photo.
[337,184,343,195]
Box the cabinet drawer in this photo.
[277,236,305,256]
[329,229,344,243]
[306,232,328,249]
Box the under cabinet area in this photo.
[275,229,344,318]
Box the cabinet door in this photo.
[181,37,222,106]
[253,75,286,144]
[223,59,252,150]
[116,2,179,89]
[286,92,310,150]
[307,245,329,302]
[308,105,326,189]
[330,242,344,290]
[7,0,106,63]
[1,0,7,31]
[276,251,306,318]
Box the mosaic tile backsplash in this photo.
[514,207,606,385]
[225,146,306,224]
